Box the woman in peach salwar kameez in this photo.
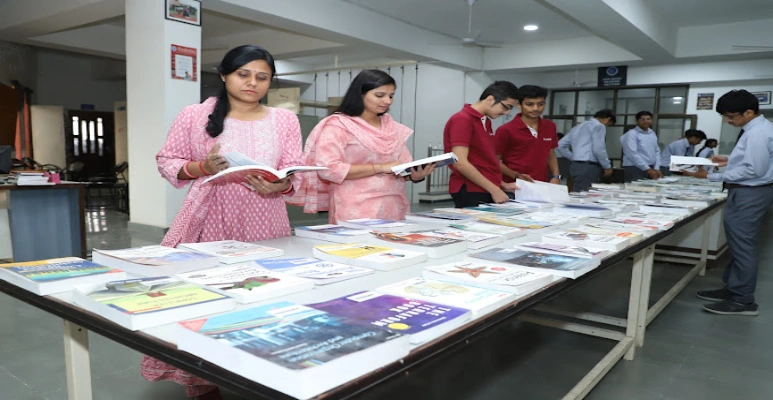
[290,69,434,222]
[140,45,302,400]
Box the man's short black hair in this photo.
[480,81,519,102]
[685,129,707,140]
[716,89,759,115]
[635,111,653,120]
[516,85,548,102]
[594,109,616,124]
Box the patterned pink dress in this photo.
[142,97,302,397]
[289,113,414,224]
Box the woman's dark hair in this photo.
[698,139,718,156]
[336,69,396,117]
[206,45,277,137]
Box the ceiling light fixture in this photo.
[524,25,539,31]
[673,101,682,104]
[672,96,683,100]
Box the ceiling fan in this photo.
[429,0,503,48]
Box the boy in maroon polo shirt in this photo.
[443,81,519,208]
[496,85,560,184]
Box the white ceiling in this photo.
[1,0,772,75]
[345,0,594,44]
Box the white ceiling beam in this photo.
[29,24,125,59]
[538,0,676,61]
[483,37,640,72]
[204,0,483,70]
[0,0,123,38]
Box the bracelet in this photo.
[182,162,196,179]
[199,161,211,175]
[372,163,378,175]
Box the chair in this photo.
[85,162,129,213]
[64,161,85,182]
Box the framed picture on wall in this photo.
[165,0,201,26]
[752,91,772,105]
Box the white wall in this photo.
[36,49,126,112]
[686,83,773,141]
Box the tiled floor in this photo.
[2,202,773,399]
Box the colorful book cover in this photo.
[86,277,228,315]
[179,302,403,370]
[2,257,121,282]
[448,222,525,236]
[468,248,591,272]
[476,216,552,229]
[94,246,216,266]
[343,218,408,227]
[254,257,373,281]
[424,262,551,287]
[177,265,311,299]
[369,232,464,248]
[377,277,514,314]
[314,244,396,259]
[309,291,469,335]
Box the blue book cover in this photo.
[179,302,403,370]
[4,257,121,282]
[309,291,469,335]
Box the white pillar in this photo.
[126,0,201,228]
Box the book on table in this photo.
[376,277,517,316]
[203,150,326,184]
[511,242,609,260]
[91,245,220,276]
[422,261,553,296]
[72,276,235,331]
[177,240,284,264]
[308,290,471,344]
[551,203,614,218]
[253,257,374,285]
[475,215,554,230]
[0,257,127,295]
[338,218,421,233]
[390,152,458,176]
[463,206,526,217]
[404,211,476,224]
[312,243,428,271]
[540,230,633,252]
[466,248,600,279]
[638,203,695,216]
[175,264,313,304]
[293,224,372,243]
[583,221,659,238]
[447,221,527,239]
[176,301,409,400]
[416,228,504,250]
[366,231,467,258]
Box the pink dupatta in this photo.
[287,113,412,213]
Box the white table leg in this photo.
[698,210,713,276]
[635,245,655,347]
[63,320,92,400]
[624,247,645,361]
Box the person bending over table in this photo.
[144,45,303,400]
[290,69,434,223]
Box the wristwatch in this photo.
[550,174,562,180]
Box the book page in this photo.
[514,179,570,204]
[222,151,268,168]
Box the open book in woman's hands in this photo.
[390,152,458,176]
[202,151,326,184]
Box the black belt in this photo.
[574,160,601,167]
[725,182,773,189]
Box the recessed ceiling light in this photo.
[524,25,539,31]
[672,96,683,100]
[673,101,682,104]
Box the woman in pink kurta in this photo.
[142,45,301,400]
[290,69,434,223]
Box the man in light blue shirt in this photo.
[683,90,773,316]
[557,109,615,192]
[620,111,661,182]
[659,129,707,176]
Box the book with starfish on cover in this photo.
[422,261,553,296]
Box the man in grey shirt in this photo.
[557,109,616,192]
[683,90,773,316]
[620,111,662,182]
